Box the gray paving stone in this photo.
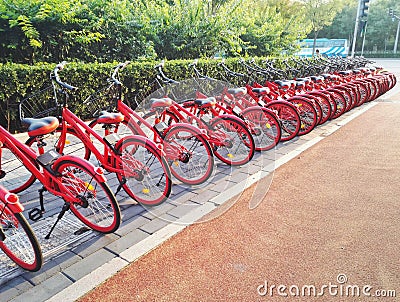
[139,214,177,234]
[139,201,177,219]
[115,215,151,236]
[168,201,201,218]
[118,202,146,221]
[62,249,116,282]
[0,276,34,302]
[168,191,198,205]
[71,233,120,258]
[21,251,81,286]
[189,189,220,204]
[9,273,73,302]
[105,229,149,255]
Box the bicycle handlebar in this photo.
[110,61,131,86]
[154,61,179,84]
[52,62,78,91]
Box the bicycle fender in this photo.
[52,155,107,182]
[164,123,210,140]
[211,114,245,125]
[115,134,165,156]
[0,186,24,213]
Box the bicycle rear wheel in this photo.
[287,96,318,136]
[265,101,301,142]
[241,107,281,151]
[115,136,172,206]
[0,144,37,193]
[209,116,255,166]
[0,204,43,272]
[163,125,215,185]
[52,159,121,233]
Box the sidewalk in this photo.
[1,65,398,301]
[75,97,400,301]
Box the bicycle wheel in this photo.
[288,96,318,136]
[306,91,332,124]
[209,116,255,166]
[52,159,121,233]
[115,136,172,206]
[265,101,301,142]
[241,107,281,151]
[0,144,37,193]
[163,125,215,185]
[0,203,43,272]
[325,88,347,119]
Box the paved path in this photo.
[0,59,400,301]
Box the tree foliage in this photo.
[0,0,316,63]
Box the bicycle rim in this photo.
[164,125,215,185]
[53,160,121,233]
[266,101,301,141]
[0,208,42,272]
[241,107,281,151]
[116,136,172,206]
[209,116,255,166]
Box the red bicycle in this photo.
[188,60,281,151]
[20,62,172,206]
[85,62,215,186]
[0,186,43,271]
[0,116,121,239]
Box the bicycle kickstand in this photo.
[45,202,70,239]
[115,177,127,195]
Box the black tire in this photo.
[241,107,281,151]
[114,136,172,206]
[209,116,255,166]
[52,159,121,233]
[0,205,43,272]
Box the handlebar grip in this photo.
[53,62,78,91]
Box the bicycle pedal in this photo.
[74,227,91,235]
[28,208,43,222]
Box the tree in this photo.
[301,0,346,56]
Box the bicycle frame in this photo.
[154,99,239,148]
[54,106,148,179]
[0,124,106,202]
[115,99,208,153]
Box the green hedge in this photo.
[0,58,266,132]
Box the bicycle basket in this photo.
[83,85,115,117]
[19,85,59,121]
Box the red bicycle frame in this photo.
[0,125,106,201]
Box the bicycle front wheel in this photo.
[115,136,172,206]
[0,205,43,272]
[53,159,121,233]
